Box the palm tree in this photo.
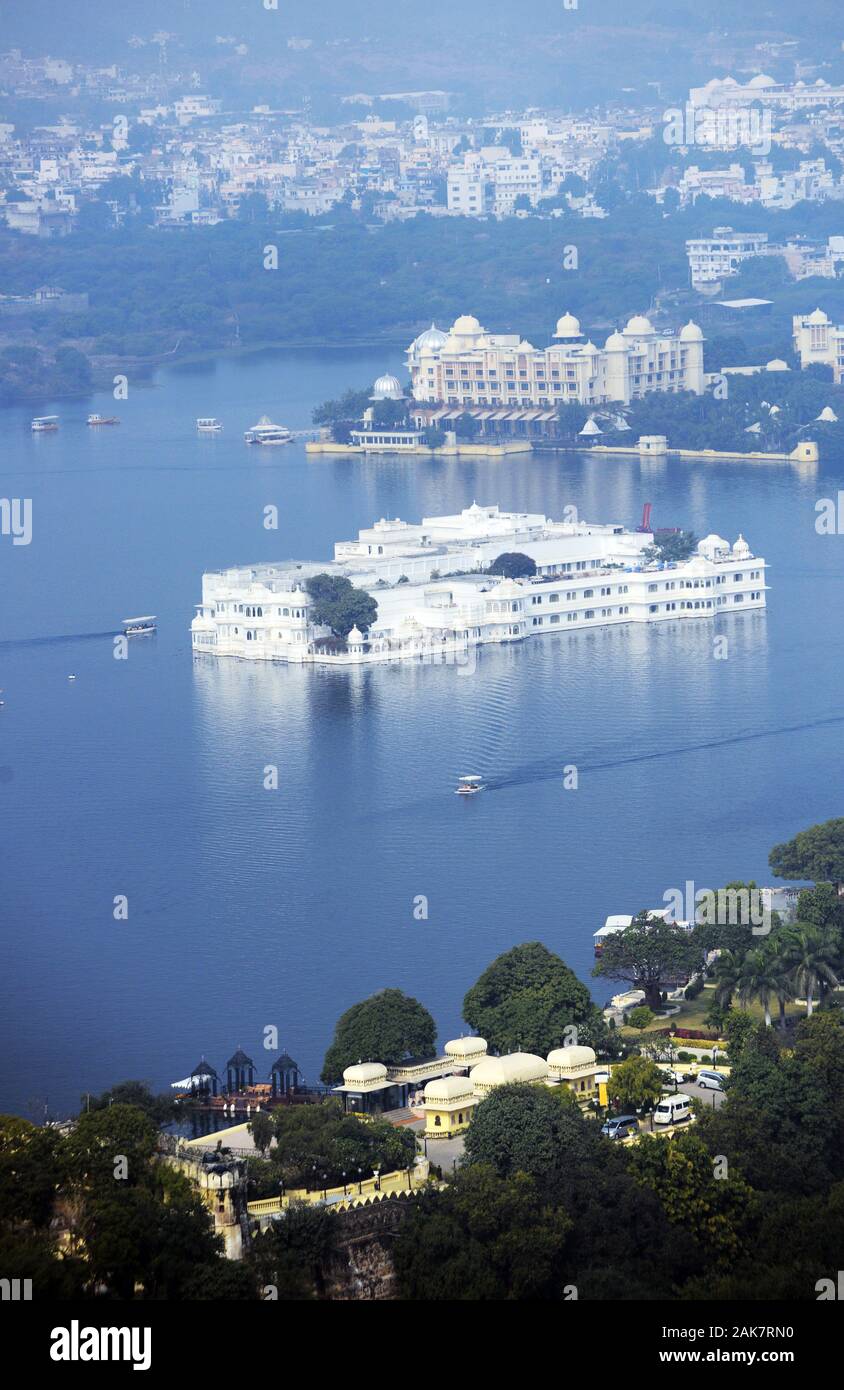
[782,923,840,1017]
[735,945,785,1027]
[713,949,741,1010]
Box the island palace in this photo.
[191,504,766,666]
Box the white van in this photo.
[653,1094,691,1126]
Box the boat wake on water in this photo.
[0,630,122,649]
[487,711,844,792]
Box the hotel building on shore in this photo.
[191,504,766,667]
[792,308,844,384]
[405,312,705,408]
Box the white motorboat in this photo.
[455,774,486,795]
[196,417,223,432]
[244,414,292,445]
[122,615,157,636]
[87,414,119,426]
[31,415,59,432]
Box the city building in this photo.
[686,228,769,291]
[191,505,767,667]
[406,312,706,407]
[793,308,844,383]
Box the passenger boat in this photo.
[87,414,119,426]
[196,417,223,432]
[455,774,485,795]
[122,615,157,636]
[31,415,59,432]
[244,415,292,445]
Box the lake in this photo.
[2,345,843,1117]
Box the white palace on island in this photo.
[406,311,706,408]
[191,503,767,667]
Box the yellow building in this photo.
[423,1075,477,1138]
[469,1052,549,1097]
[546,1045,600,1101]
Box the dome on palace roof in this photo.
[817,405,839,423]
[579,417,603,436]
[554,310,582,339]
[623,314,655,336]
[605,329,626,350]
[732,534,752,559]
[491,577,525,597]
[343,1061,388,1084]
[748,73,776,88]
[424,1075,474,1102]
[547,1045,597,1069]
[765,359,789,372]
[444,1035,488,1060]
[347,625,365,645]
[452,314,482,335]
[470,1052,548,1088]
[698,534,730,559]
[371,372,404,400]
[226,1047,255,1069]
[807,307,829,324]
[680,320,704,341]
[414,323,448,352]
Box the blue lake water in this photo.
[2,345,843,1118]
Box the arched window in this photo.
[434,1114,441,1127]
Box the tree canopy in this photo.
[305,572,378,639]
[592,911,700,1008]
[486,552,537,579]
[462,942,598,1055]
[321,988,437,1084]
[770,818,844,892]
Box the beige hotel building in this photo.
[406,312,706,409]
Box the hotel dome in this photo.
[371,373,404,401]
[424,1074,474,1103]
[554,311,582,339]
[414,323,448,353]
[547,1045,596,1069]
[623,314,655,336]
[680,320,704,341]
[732,534,752,559]
[444,1036,488,1064]
[604,329,626,351]
[342,1062,388,1086]
[452,314,483,335]
[470,1052,548,1093]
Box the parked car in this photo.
[600,1115,640,1140]
[653,1094,692,1126]
[696,1069,726,1091]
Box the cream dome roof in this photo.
[471,1052,547,1087]
[605,330,626,350]
[807,307,829,324]
[424,1074,474,1102]
[624,314,655,335]
[680,320,703,341]
[547,1045,597,1068]
[444,1036,487,1059]
[554,311,582,338]
[452,314,482,335]
[343,1062,387,1084]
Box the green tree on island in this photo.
[769,817,844,894]
[321,988,436,1084]
[462,942,600,1055]
[486,552,537,579]
[305,573,378,640]
[593,911,700,1010]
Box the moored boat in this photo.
[87,414,120,426]
[244,414,292,445]
[196,417,223,432]
[31,415,59,432]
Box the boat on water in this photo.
[87,414,119,426]
[31,415,59,432]
[244,414,292,445]
[122,615,157,636]
[196,417,223,432]
[455,774,486,796]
